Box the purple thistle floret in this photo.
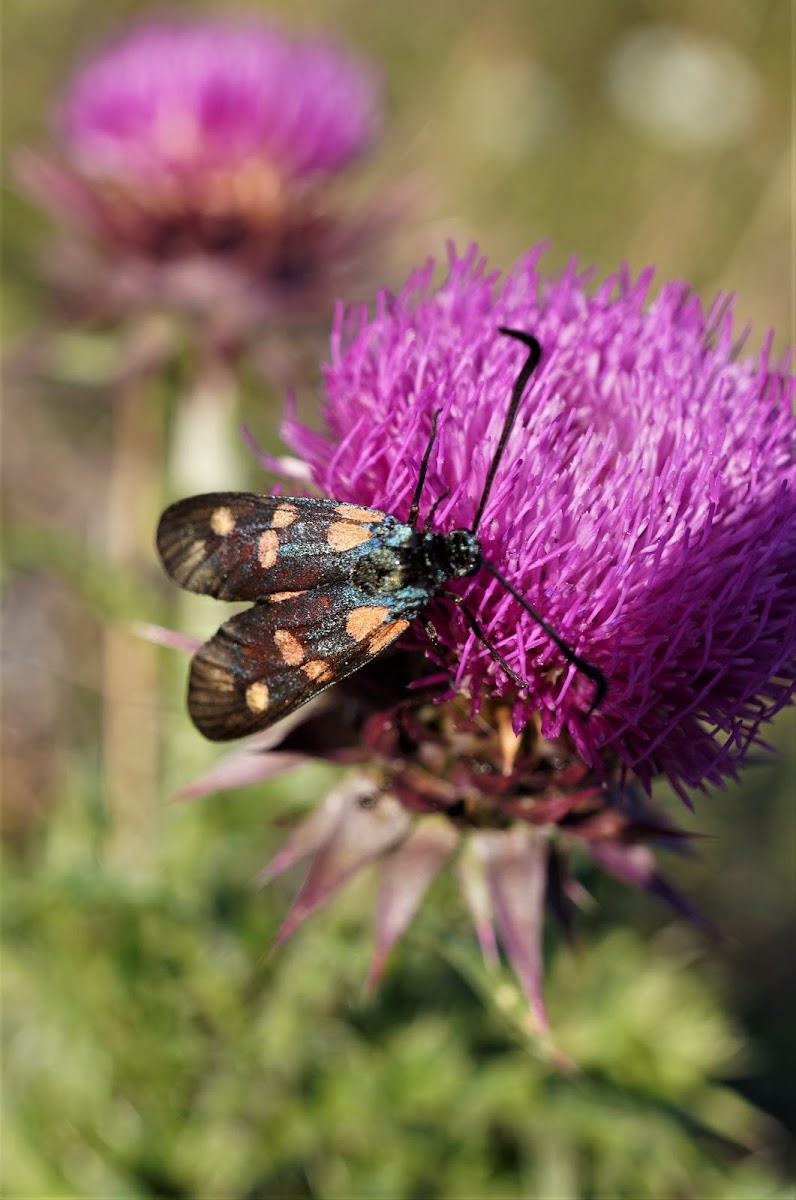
[282,244,796,800]
[60,19,379,183]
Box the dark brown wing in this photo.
[188,589,410,741]
[157,493,388,601]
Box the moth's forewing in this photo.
[188,591,410,741]
[157,493,388,601]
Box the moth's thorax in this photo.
[349,519,413,596]
[349,519,481,600]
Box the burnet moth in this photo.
[157,329,606,741]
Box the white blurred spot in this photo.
[605,25,762,150]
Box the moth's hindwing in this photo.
[157,493,389,600]
[188,590,411,740]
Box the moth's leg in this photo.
[439,590,529,691]
[421,617,457,689]
[478,559,606,714]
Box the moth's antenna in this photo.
[471,329,542,534]
[408,408,441,528]
[480,559,607,715]
[466,329,605,711]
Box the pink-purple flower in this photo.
[60,20,378,186]
[171,244,795,1027]
[17,17,382,322]
[281,244,796,799]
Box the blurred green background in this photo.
[2,1,794,1197]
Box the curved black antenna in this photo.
[480,559,607,715]
[471,329,543,535]
[407,408,442,528]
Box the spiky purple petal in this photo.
[257,783,351,888]
[274,780,410,943]
[176,749,307,803]
[474,826,549,1032]
[367,817,459,989]
[588,841,712,931]
[456,848,500,967]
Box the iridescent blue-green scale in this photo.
[348,516,483,619]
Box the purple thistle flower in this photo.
[282,244,795,799]
[17,17,382,322]
[169,244,794,1028]
[59,20,378,185]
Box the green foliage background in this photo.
[2,1,794,1197]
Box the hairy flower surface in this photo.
[173,244,794,1025]
[18,18,382,322]
[282,245,796,798]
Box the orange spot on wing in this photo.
[245,681,270,713]
[335,504,383,523]
[368,618,409,655]
[271,503,298,528]
[346,605,390,642]
[258,529,279,569]
[303,659,333,683]
[327,521,372,551]
[210,506,236,536]
[268,590,307,603]
[274,629,305,665]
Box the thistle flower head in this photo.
[60,19,378,186]
[18,17,382,322]
[283,244,796,798]
[175,244,794,1026]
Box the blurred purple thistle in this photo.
[60,20,378,184]
[172,244,795,1028]
[17,17,383,327]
